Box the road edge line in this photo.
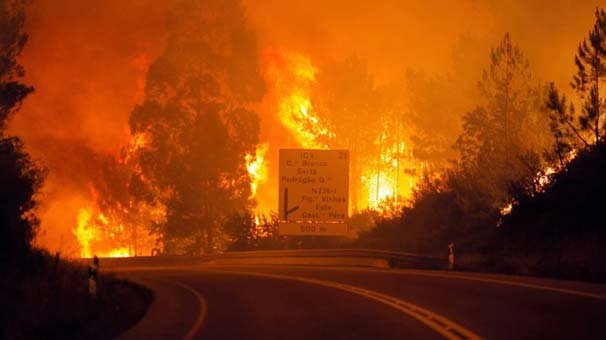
[173,281,208,340]
[397,270,606,301]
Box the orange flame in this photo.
[266,51,334,149]
[264,50,423,214]
[73,202,164,258]
[246,143,269,199]
[72,132,164,258]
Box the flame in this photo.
[131,132,149,151]
[362,130,420,210]
[264,50,423,214]
[537,166,556,189]
[71,131,165,258]
[500,202,513,216]
[499,149,579,220]
[73,202,164,258]
[106,247,131,258]
[535,149,577,191]
[267,51,334,149]
[72,50,428,256]
[246,143,269,198]
[74,208,97,258]
[73,207,132,258]
[365,173,396,208]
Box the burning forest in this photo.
[4,0,606,266]
[8,1,606,339]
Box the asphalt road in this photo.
[113,264,606,340]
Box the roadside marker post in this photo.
[88,255,99,298]
[448,243,455,271]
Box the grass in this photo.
[1,250,153,339]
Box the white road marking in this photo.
[294,266,606,301]
[296,266,606,301]
[110,264,606,301]
[208,268,483,340]
[398,270,606,301]
[173,281,208,340]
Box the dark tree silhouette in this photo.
[547,8,606,152]
[0,0,32,130]
[0,0,44,267]
[572,7,606,143]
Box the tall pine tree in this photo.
[454,33,549,209]
[547,7,606,152]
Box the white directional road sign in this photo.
[278,149,349,236]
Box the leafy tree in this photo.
[0,0,44,266]
[224,212,282,251]
[223,211,256,251]
[129,0,264,254]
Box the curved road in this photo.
[114,264,606,339]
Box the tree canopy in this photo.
[128,0,265,254]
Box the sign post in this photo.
[278,149,349,236]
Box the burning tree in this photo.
[128,0,265,254]
[308,56,424,212]
[312,57,382,210]
[72,144,167,258]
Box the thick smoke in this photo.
[11,0,172,254]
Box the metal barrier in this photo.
[206,249,443,269]
[84,249,445,270]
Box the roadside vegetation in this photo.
[2,250,152,339]
[225,8,606,283]
[348,8,606,281]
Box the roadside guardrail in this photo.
[84,249,445,270]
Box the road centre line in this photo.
[304,266,606,301]
[206,268,482,340]
[173,281,208,340]
[116,265,606,301]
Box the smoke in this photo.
[9,0,172,254]
[9,0,603,253]
[245,0,602,213]
[245,0,598,83]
